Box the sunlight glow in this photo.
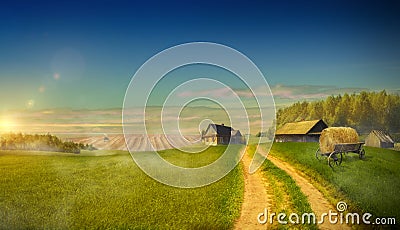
[0,118,17,133]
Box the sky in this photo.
[1,0,400,110]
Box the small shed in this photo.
[365,130,394,149]
[202,123,245,145]
[275,119,328,142]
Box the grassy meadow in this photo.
[0,146,243,229]
[268,142,400,221]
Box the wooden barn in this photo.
[275,119,328,142]
[202,123,245,145]
[365,130,395,149]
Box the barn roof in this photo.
[276,119,326,135]
[370,130,394,143]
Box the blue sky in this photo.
[0,0,399,110]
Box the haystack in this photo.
[319,127,359,153]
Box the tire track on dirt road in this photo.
[235,149,271,229]
[260,148,351,230]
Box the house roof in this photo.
[276,119,325,135]
[370,130,394,143]
[231,130,242,137]
[205,124,233,136]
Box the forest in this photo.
[0,133,94,153]
[276,90,400,135]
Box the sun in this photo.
[0,118,17,133]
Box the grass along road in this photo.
[238,145,316,229]
[266,153,350,230]
[260,159,317,230]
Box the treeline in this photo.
[277,90,400,134]
[0,133,95,154]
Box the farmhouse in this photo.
[202,123,245,145]
[365,130,395,149]
[275,119,328,142]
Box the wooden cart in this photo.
[315,142,365,167]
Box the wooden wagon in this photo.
[315,142,365,167]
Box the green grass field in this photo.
[268,142,400,222]
[0,146,243,229]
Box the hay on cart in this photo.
[319,127,359,153]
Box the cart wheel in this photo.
[359,149,365,159]
[315,148,322,160]
[328,151,343,168]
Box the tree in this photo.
[333,93,350,126]
[0,133,84,153]
[276,90,400,134]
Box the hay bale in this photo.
[319,127,359,153]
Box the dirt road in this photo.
[234,150,271,229]
[263,150,351,230]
